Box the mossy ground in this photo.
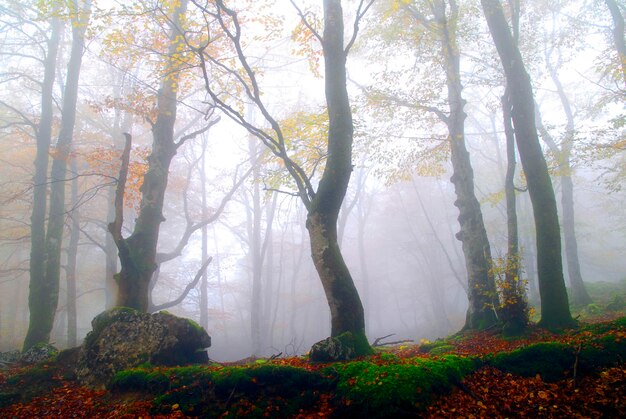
[2,283,626,417]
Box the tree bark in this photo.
[200,136,209,330]
[501,90,530,333]
[305,0,369,352]
[24,14,63,352]
[535,106,592,306]
[481,0,575,329]
[66,156,80,347]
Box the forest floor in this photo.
[2,285,626,418]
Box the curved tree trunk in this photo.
[305,0,369,352]
[481,0,575,329]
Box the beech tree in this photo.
[191,0,374,355]
[481,0,575,329]
[109,0,194,311]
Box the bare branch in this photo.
[345,0,376,56]
[107,132,132,248]
[289,0,323,44]
[174,115,221,149]
[151,256,213,312]
[156,163,254,264]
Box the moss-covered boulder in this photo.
[75,307,211,387]
[20,343,58,364]
[309,332,372,362]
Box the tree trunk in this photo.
[304,0,369,353]
[605,0,626,86]
[481,0,575,329]
[113,0,187,311]
[249,134,263,356]
[200,136,209,330]
[543,50,592,306]
[24,14,63,352]
[105,185,118,308]
[436,0,498,330]
[501,90,530,333]
[66,156,80,347]
[41,0,90,344]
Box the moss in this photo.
[6,366,55,386]
[579,335,626,374]
[110,363,329,417]
[490,342,575,382]
[327,355,477,417]
[429,345,455,355]
[336,331,373,357]
[579,316,626,335]
[2,365,62,407]
[419,339,452,353]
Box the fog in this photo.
[0,0,624,361]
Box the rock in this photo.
[309,334,356,362]
[75,307,211,387]
[0,350,21,368]
[20,343,58,364]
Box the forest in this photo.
[0,0,625,417]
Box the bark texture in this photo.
[481,0,575,329]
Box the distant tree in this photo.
[533,4,593,305]
[481,0,575,329]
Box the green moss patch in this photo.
[327,355,477,417]
[110,363,329,417]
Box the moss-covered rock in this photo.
[309,331,372,362]
[20,343,58,364]
[76,307,211,387]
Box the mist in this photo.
[0,0,624,363]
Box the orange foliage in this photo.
[81,145,149,210]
